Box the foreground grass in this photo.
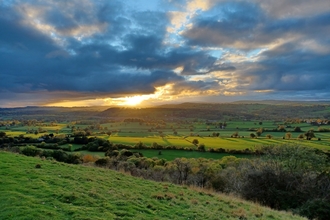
[0,152,305,220]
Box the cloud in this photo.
[182,1,330,49]
[1,0,330,107]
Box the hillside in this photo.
[0,152,305,220]
[98,102,330,120]
[1,101,330,121]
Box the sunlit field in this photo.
[0,152,305,220]
[2,120,330,154]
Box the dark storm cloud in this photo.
[182,1,265,49]
[1,0,330,107]
[179,0,330,98]
[0,0,222,106]
[182,1,330,49]
[239,42,330,92]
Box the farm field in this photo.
[2,120,330,154]
[69,150,253,161]
[0,151,305,220]
[132,149,254,161]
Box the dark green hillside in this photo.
[0,152,305,220]
[98,102,330,120]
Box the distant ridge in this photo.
[230,100,330,105]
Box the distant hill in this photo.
[98,101,330,120]
[231,100,330,105]
[0,151,305,220]
[1,101,330,120]
[0,106,109,120]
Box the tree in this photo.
[197,143,206,152]
[266,134,272,139]
[0,131,6,138]
[242,145,329,212]
[192,139,199,146]
[250,133,256,138]
[231,131,239,138]
[256,131,262,137]
[256,128,264,137]
[285,132,292,139]
[293,127,302,132]
[277,125,286,132]
[304,130,315,140]
[172,158,191,184]
[135,141,145,149]
[298,134,304,139]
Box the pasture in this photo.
[2,120,330,156]
[0,151,305,220]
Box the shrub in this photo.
[105,150,119,157]
[119,149,134,158]
[20,146,41,157]
[298,199,330,220]
[66,153,83,164]
[135,141,146,149]
[197,143,206,152]
[266,134,272,139]
[51,150,69,162]
[82,154,98,163]
[95,157,110,167]
[216,148,226,153]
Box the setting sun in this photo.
[122,96,146,106]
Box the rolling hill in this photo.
[0,151,305,219]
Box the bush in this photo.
[197,143,206,152]
[20,146,41,157]
[105,150,119,157]
[119,149,134,158]
[51,150,69,162]
[216,148,226,153]
[66,153,83,164]
[82,154,98,163]
[298,199,330,220]
[95,157,110,167]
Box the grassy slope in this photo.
[0,152,305,220]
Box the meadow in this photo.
[0,151,305,220]
[1,104,329,219]
[2,119,330,159]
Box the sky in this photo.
[1,0,330,107]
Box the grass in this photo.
[133,149,253,161]
[3,120,330,154]
[67,150,252,161]
[0,151,305,220]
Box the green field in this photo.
[2,120,330,155]
[66,149,253,161]
[0,151,305,220]
[133,149,254,161]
